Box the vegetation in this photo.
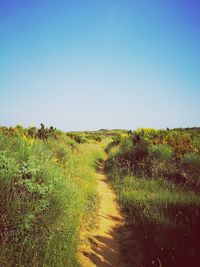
[106,128,200,267]
[0,125,105,267]
[1,125,200,267]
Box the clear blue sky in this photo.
[0,0,200,131]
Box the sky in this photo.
[0,0,200,131]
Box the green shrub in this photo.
[183,153,200,171]
[193,137,200,154]
[0,135,83,267]
[67,133,88,144]
[149,144,172,161]
[117,137,133,160]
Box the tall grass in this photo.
[0,132,105,267]
[107,168,200,266]
[106,129,200,267]
[66,143,106,221]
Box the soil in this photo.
[79,162,126,267]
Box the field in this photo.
[0,125,200,266]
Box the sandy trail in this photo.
[79,162,124,267]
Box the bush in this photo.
[183,153,200,171]
[67,133,88,144]
[182,153,200,188]
[118,137,133,157]
[132,140,149,161]
[149,144,172,161]
[0,134,83,266]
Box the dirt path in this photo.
[79,162,125,267]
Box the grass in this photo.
[1,126,200,266]
[0,132,106,267]
[66,143,106,221]
[105,128,200,266]
[107,163,200,267]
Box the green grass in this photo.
[2,126,200,266]
[105,128,200,266]
[0,132,106,267]
[65,143,106,219]
[107,166,200,267]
